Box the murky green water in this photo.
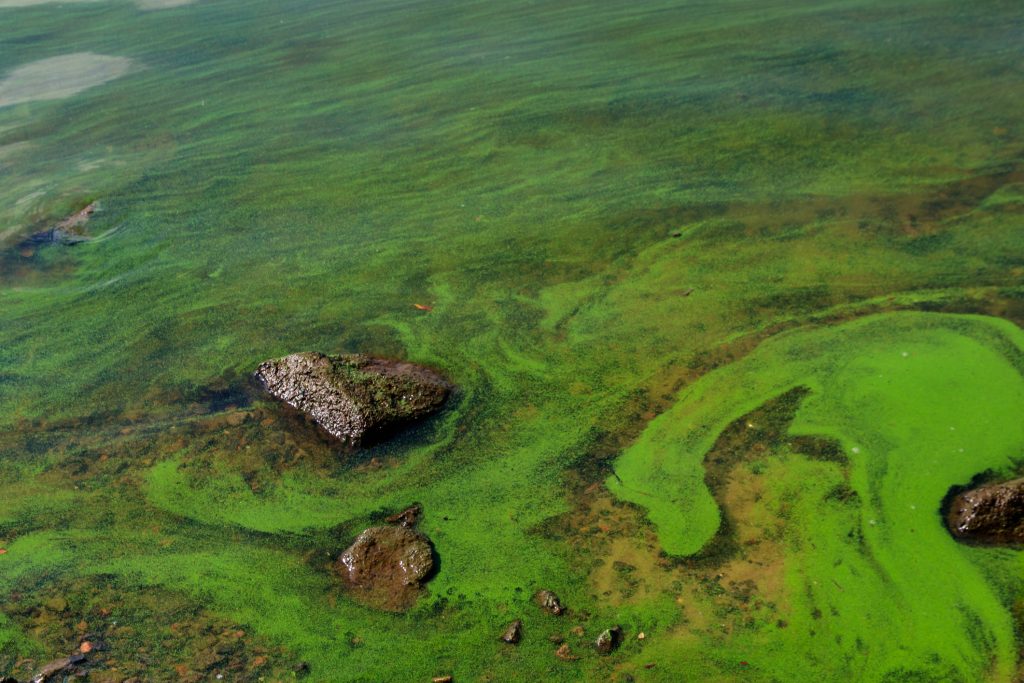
[1,0,1022,681]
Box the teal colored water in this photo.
[0,0,1022,681]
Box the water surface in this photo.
[1,0,1022,680]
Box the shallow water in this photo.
[0,0,1022,681]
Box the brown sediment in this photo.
[0,577,301,682]
[552,386,859,659]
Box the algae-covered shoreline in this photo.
[1,0,1023,680]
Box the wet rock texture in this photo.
[500,620,523,644]
[947,477,1024,543]
[385,503,422,528]
[336,526,435,611]
[253,353,451,446]
[594,626,623,654]
[535,589,564,616]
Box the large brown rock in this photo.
[336,526,435,611]
[253,352,450,446]
[946,477,1024,543]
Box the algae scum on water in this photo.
[1,0,1023,681]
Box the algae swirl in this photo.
[610,312,1024,681]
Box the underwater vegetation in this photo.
[0,0,1023,680]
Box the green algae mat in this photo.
[1,0,1023,681]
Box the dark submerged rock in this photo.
[535,589,564,616]
[385,503,422,528]
[26,202,98,246]
[336,526,435,611]
[947,476,1024,543]
[594,626,623,655]
[500,619,523,644]
[253,352,451,446]
[31,653,85,682]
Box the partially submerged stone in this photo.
[535,589,564,616]
[254,352,451,446]
[947,476,1024,543]
[32,653,85,682]
[26,202,98,246]
[499,620,523,644]
[336,526,435,611]
[594,625,623,655]
[385,503,422,528]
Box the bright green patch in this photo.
[610,312,1024,680]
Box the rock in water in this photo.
[253,353,451,446]
[594,626,623,654]
[535,589,564,615]
[336,526,435,610]
[385,503,423,528]
[500,620,523,644]
[947,477,1024,543]
[27,202,98,246]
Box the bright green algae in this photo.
[0,0,1023,680]
[610,312,1024,680]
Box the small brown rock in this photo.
[385,504,423,528]
[595,625,623,655]
[499,620,522,644]
[535,589,564,616]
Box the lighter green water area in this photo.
[0,0,1022,681]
